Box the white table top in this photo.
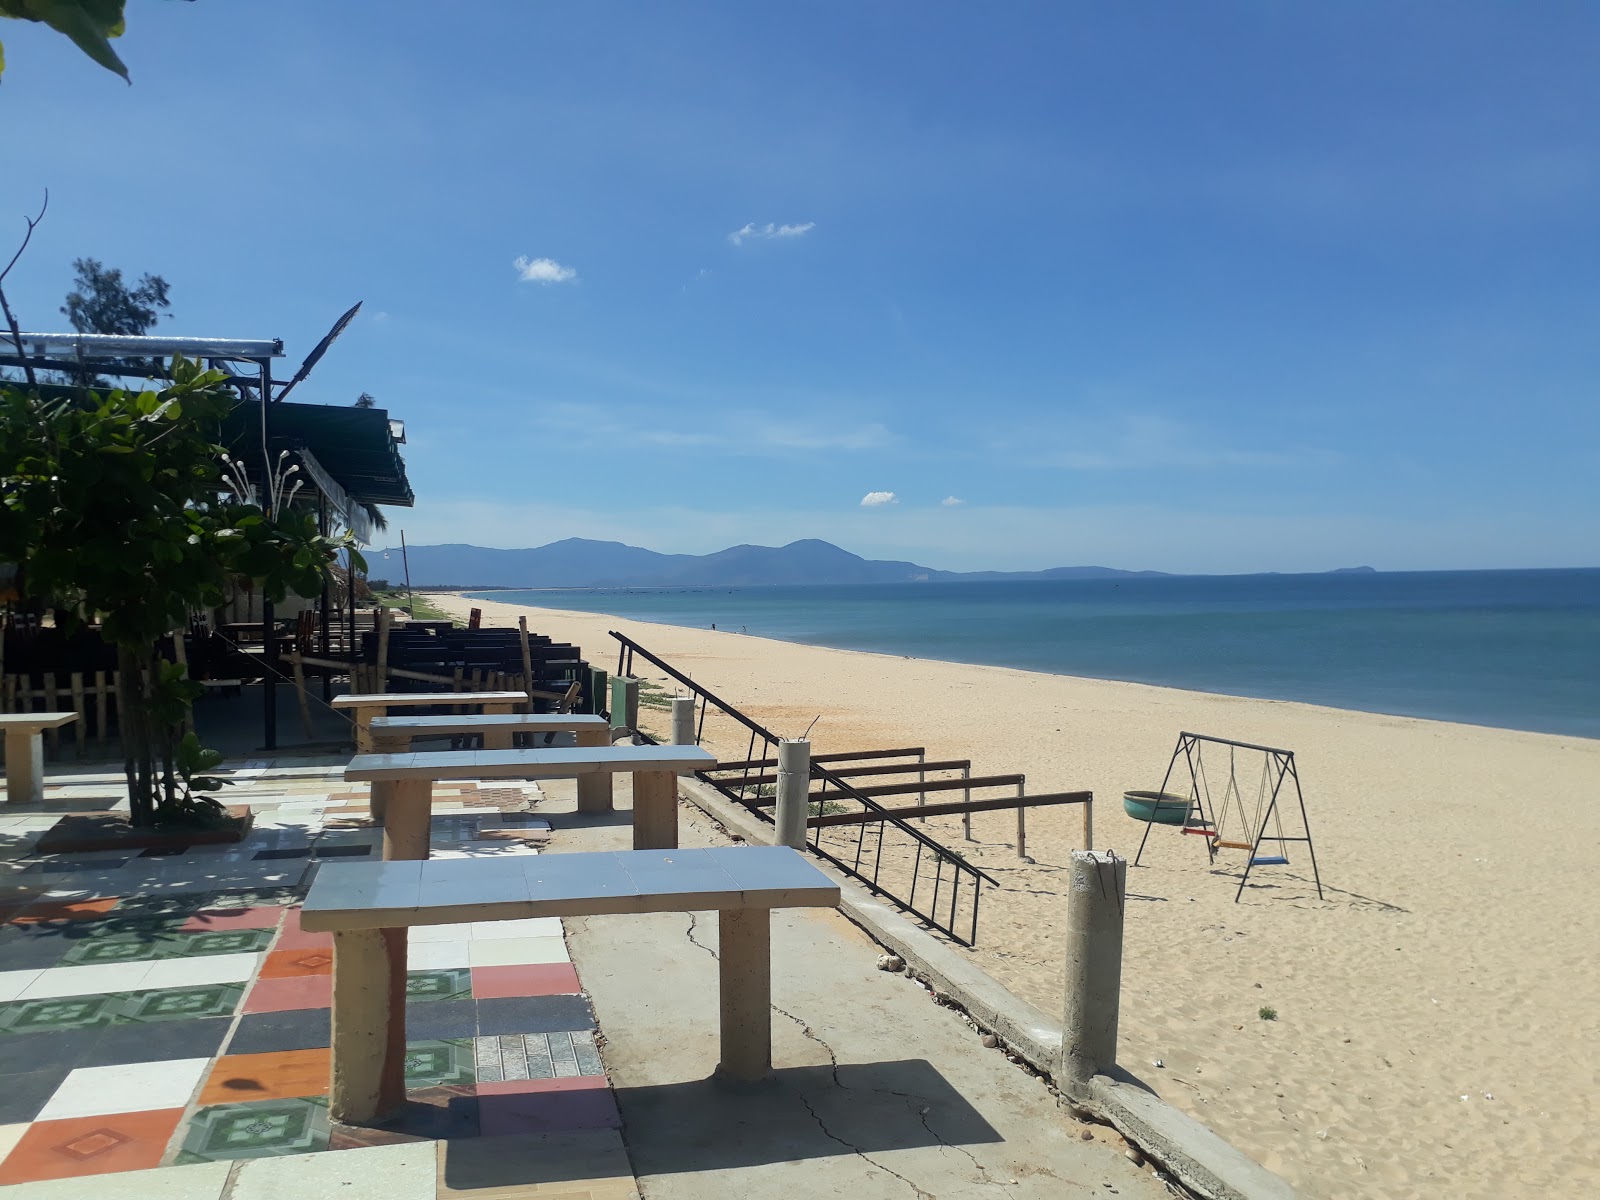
[331,691,527,710]
[0,712,79,731]
[345,745,716,782]
[300,845,841,931]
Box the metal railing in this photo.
[612,632,995,945]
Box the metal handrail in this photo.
[611,631,994,943]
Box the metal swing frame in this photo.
[1133,731,1324,902]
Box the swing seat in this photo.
[1122,791,1192,826]
[1181,826,1216,836]
[1213,840,1254,850]
[1249,855,1289,866]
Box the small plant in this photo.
[1258,1005,1278,1021]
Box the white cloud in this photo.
[513,255,578,284]
[728,221,816,246]
[860,491,898,507]
[940,496,965,507]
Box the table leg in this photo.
[382,779,433,860]
[369,733,408,824]
[3,733,43,806]
[354,707,376,753]
[632,770,678,850]
[576,726,612,813]
[329,927,408,1124]
[716,907,772,1083]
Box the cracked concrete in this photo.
[547,790,1169,1200]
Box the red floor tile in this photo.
[272,907,334,952]
[199,1047,331,1105]
[180,905,284,933]
[244,973,333,1013]
[259,948,335,978]
[471,964,581,999]
[14,897,119,924]
[0,1108,181,1184]
[475,1077,619,1136]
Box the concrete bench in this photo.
[331,691,528,752]
[2,713,78,805]
[301,845,841,1123]
[345,744,717,859]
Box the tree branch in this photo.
[0,190,49,390]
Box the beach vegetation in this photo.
[0,357,354,827]
[1259,1005,1278,1021]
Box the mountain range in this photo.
[396,538,1176,589]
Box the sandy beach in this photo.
[434,591,1600,1200]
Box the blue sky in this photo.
[2,2,1596,573]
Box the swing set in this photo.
[1130,731,1323,902]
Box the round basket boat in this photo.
[1122,790,1193,826]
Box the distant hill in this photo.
[401,538,1171,589]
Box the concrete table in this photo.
[300,845,841,1122]
[345,744,717,859]
[331,691,527,753]
[1,713,78,805]
[369,713,615,818]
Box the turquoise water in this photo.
[469,569,1600,738]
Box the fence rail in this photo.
[612,632,994,945]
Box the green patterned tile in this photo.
[203,887,303,910]
[183,928,274,957]
[0,992,121,1033]
[405,1038,475,1087]
[406,968,472,1003]
[116,982,245,1023]
[57,934,183,966]
[175,1096,330,1163]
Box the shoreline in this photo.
[432,589,1600,1200]
[457,591,1590,748]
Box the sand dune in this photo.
[435,592,1600,1200]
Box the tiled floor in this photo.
[0,770,617,1187]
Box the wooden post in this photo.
[375,606,391,692]
[518,617,536,712]
[1082,796,1094,851]
[70,673,86,758]
[95,671,109,744]
[43,676,58,752]
[1016,778,1028,861]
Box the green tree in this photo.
[62,256,170,335]
[354,391,377,408]
[0,356,355,827]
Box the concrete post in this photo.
[773,739,810,850]
[632,769,679,850]
[1060,850,1127,1087]
[716,907,772,1083]
[329,927,408,1124]
[4,732,44,806]
[575,724,613,813]
[381,778,433,860]
[609,676,639,737]
[671,696,696,746]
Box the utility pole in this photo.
[400,530,415,616]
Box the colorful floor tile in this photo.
[407,968,473,1003]
[198,1047,331,1106]
[175,1096,330,1164]
[0,766,626,1187]
[0,1107,183,1183]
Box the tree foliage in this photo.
[62,256,170,335]
[0,357,355,825]
[0,0,130,82]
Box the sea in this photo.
[468,569,1600,739]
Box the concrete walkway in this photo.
[550,794,1168,1200]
